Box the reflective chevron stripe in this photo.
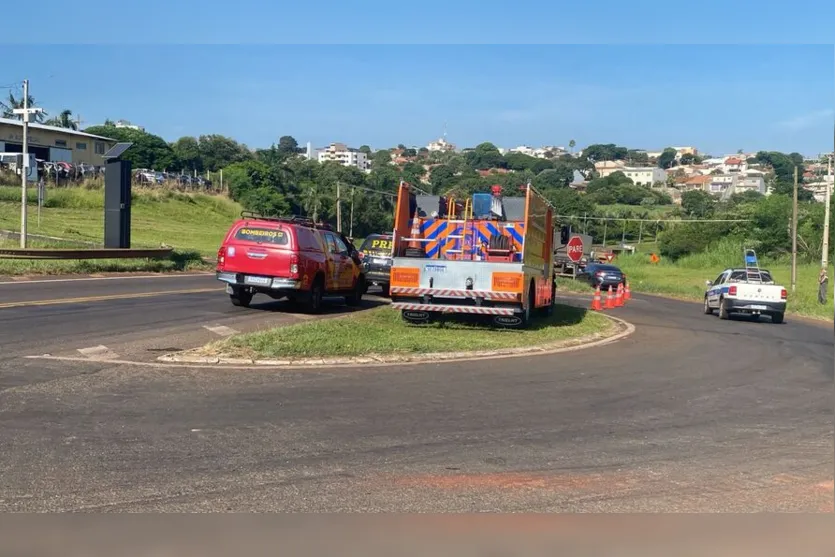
[390,287,519,300]
[391,303,517,315]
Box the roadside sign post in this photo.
[566,236,584,279]
[37,177,45,229]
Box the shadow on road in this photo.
[245,291,389,317]
[403,303,588,332]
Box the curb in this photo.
[155,313,636,369]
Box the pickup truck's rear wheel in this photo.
[718,297,729,320]
[230,288,253,308]
[771,312,784,324]
[306,277,324,314]
[345,276,365,307]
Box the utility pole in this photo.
[822,153,832,270]
[335,180,342,233]
[20,79,29,248]
[11,80,41,249]
[791,165,798,293]
[349,187,355,238]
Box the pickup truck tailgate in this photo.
[735,284,783,301]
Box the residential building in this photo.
[594,160,626,177]
[316,142,370,171]
[114,119,144,131]
[0,116,118,166]
[805,175,834,203]
[677,175,712,191]
[722,156,746,173]
[427,136,456,152]
[734,176,766,195]
[621,166,667,187]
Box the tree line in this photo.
[5,94,826,261]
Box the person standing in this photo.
[818,268,828,304]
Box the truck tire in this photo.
[380,283,390,297]
[771,312,784,324]
[703,296,713,314]
[718,297,729,320]
[230,288,253,308]
[488,234,510,251]
[306,276,324,314]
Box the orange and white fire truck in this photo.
[388,181,558,328]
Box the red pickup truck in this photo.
[215,213,366,312]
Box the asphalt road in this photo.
[0,274,832,512]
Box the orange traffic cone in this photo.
[591,285,603,311]
[605,286,616,309]
[624,282,631,301]
[615,283,624,307]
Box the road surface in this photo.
[0,273,832,512]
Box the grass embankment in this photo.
[558,241,834,321]
[0,185,242,276]
[205,304,613,360]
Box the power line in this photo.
[555,214,752,223]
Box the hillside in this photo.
[0,186,242,256]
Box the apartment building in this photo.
[317,142,370,171]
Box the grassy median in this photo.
[204,304,614,360]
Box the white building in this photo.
[621,167,667,186]
[735,176,766,195]
[317,142,370,171]
[427,136,456,152]
[114,119,144,131]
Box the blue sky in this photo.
[2,43,832,156]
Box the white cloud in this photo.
[776,108,834,131]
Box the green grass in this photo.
[0,236,210,276]
[207,304,613,359]
[558,241,834,320]
[0,185,242,257]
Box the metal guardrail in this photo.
[0,247,175,260]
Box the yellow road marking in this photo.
[0,287,220,310]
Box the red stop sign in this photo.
[566,236,584,263]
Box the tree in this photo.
[429,164,456,193]
[223,160,290,217]
[0,92,47,123]
[172,136,202,172]
[277,135,301,157]
[582,144,628,162]
[657,148,677,169]
[465,142,505,170]
[626,150,649,164]
[681,190,715,218]
[679,153,702,165]
[83,124,177,170]
[359,145,372,155]
[198,134,253,172]
[44,109,77,130]
[533,168,572,190]
[568,139,576,153]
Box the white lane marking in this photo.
[0,272,212,287]
[203,325,239,337]
[77,345,119,360]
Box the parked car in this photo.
[575,262,627,292]
[358,233,393,296]
[215,213,366,312]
